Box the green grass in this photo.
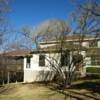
[86,67,100,73]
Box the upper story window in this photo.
[39,55,45,66]
[26,57,31,68]
[89,40,98,47]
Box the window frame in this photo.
[39,54,45,67]
[26,57,31,68]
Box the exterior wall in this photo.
[24,38,100,83]
[98,41,100,47]
[24,51,87,82]
[24,53,59,83]
[82,41,89,47]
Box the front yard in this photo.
[0,79,100,100]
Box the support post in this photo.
[7,71,10,84]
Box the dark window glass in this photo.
[39,55,45,66]
[26,57,30,68]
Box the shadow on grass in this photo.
[70,81,100,93]
[48,80,100,100]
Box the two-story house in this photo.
[23,35,100,83]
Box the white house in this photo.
[23,36,100,83]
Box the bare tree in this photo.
[0,0,10,48]
[0,0,12,85]
[71,0,100,36]
[21,19,85,88]
[38,0,99,89]
[21,0,100,89]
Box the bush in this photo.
[86,67,100,73]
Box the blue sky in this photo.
[10,0,75,28]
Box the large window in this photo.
[91,56,100,66]
[39,55,45,66]
[26,57,30,68]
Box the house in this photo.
[24,35,100,83]
[0,36,99,83]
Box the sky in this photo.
[9,0,75,29]
[6,0,100,49]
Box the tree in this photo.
[45,0,100,88]
[71,0,100,36]
[21,19,85,89]
[21,0,100,89]
[0,0,12,85]
[21,20,70,49]
[72,0,100,69]
[0,0,10,48]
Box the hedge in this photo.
[86,67,100,73]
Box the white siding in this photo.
[24,51,88,82]
[98,41,100,47]
[82,42,89,47]
[24,53,58,82]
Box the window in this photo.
[39,55,45,66]
[91,56,100,66]
[89,41,98,47]
[61,52,69,66]
[26,57,30,68]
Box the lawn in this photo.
[0,79,100,100]
[0,83,65,100]
[86,67,100,73]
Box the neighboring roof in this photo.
[40,35,100,45]
[41,43,87,51]
[31,44,86,54]
[0,49,31,57]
